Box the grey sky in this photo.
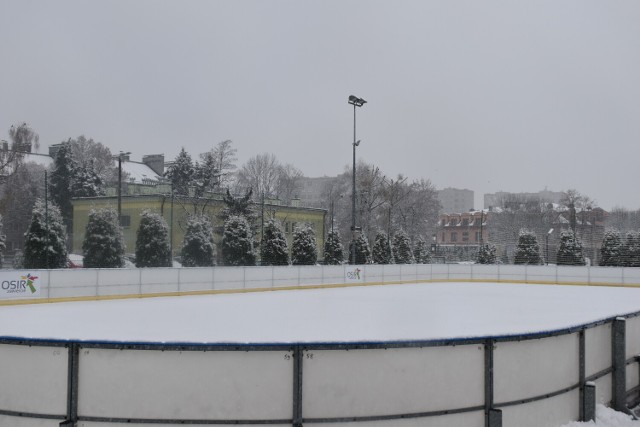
[2,0,639,210]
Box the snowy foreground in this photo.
[562,405,640,426]
[2,281,640,343]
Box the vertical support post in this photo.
[485,339,500,427]
[579,330,586,420]
[612,317,626,411]
[584,382,597,422]
[61,343,79,426]
[292,346,303,427]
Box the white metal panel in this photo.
[415,264,431,281]
[178,267,214,292]
[0,344,68,415]
[494,334,579,403]
[302,346,484,418]
[399,264,418,283]
[448,264,472,280]
[624,268,640,285]
[96,268,140,296]
[594,373,612,404]
[310,411,484,427]
[363,264,384,283]
[626,316,640,359]
[497,265,525,282]
[78,423,290,427]
[627,361,639,394]
[381,265,401,282]
[321,266,344,284]
[0,415,59,427]
[590,267,624,284]
[431,264,449,281]
[299,265,323,285]
[472,264,499,281]
[78,349,293,420]
[272,266,299,287]
[48,269,97,298]
[500,389,579,427]
[585,323,612,377]
[212,267,245,290]
[556,266,588,284]
[140,268,180,293]
[525,266,557,283]
[244,266,274,289]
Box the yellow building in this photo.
[72,194,327,263]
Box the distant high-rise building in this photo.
[484,189,564,210]
[437,188,474,213]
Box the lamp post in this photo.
[348,95,366,264]
[546,228,554,265]
[117,152,131,225]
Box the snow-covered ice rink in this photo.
[4,281,640,344]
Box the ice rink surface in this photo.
[3,281,640,344]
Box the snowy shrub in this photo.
[623,231,640,267]
[600,229,623,267]
[260,219,289,266]
[513,229,542,265]
[291,224,317,265]
[476,243,497,264]
[135,210,171,267]
[556,229,585,266]
[83,208,125,268]
[181,215,216,267]
[323,230,344,265]
[392,229,414,264]
[0,214,5,267]
[222,215,256,266]
[372,231,392,264]
[413,236,431,264]
[23,199,68,269]
[348,233,371,264]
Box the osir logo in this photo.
[345,267,364,283]
[0,273,40,297]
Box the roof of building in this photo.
[120,160,162,184]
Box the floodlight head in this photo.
[348,95,367,107]
[548,228,554,234]
[348,95,358,104]
[355,140,361,146]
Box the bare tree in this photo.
[67,136,116,185]
[277,163,304,204]
[0,123,39,177]
[205,140,237,190]
[237,153,282,199]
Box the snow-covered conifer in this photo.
[413,236,431,264]
[23,199,68,269]
[222,215,256,266]
[556,229,585,266]
[49,142,76,227]
[349,233,371,264]
[83,208,125,268]
[70,163,104,198]
[0,215,5,267]
[323,230,344,265]
[135,210,171,267]
[623,231,640,267]
[260,219,289,266]
[291,224,317,265]
[392,229,414,264]
[513,229,542,265]
[181,215,216,267]
[372,231,392,264]
[477,243,497,264]
[600,229,623,267]
[164,147,194,196]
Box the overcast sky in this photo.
[2,1,639,210]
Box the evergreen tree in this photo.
[291,224,318,265]
[600,229,623,267]
[260,219,289,266]
[477,243,497,264]
[181,215,216,267]
[556,229,585,266]
[413,236,431,264]
[323,230,344,265]
[49,142,76,228]
[349,233,371,264]
[164,147,194,196]
[135,210,171,267]
[392,229,414,264]
[222,215,256,266]
[82,208,125,268]
[23,199,68,269]
[193,152,221,198]
[220,189,256,223]
[372,231,393,264]
[0,214,6,267]
[623,231,640,267]
[70,163,104,198]
[513,230,542,265]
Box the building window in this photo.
[462,231,469,242]
[120,215,131,228]
[475,231,481,242]
[462,219,469,226]
[451,232,457,242]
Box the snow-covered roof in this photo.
[120,160,162,184]
[21,152,53,168]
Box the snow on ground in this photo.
[3,281,640,344]
[562,405,640,426]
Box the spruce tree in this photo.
[70,163,104,198]
[291,224,318,266]
[372,231,393,264]
[0,214,5,267]
[413,236,431,264]
[23,199,68,269]
[135,210,171,267]
[260,219,289,266]
[513,230,542,265]
[623,231,640,267]
[222,215,256,266]
[181,215,216,267]
[49,142,76,228]
[600,229,623,267]
[556,229,585,266]
[392,229,414,264]
[82,208,125,268]
[323,230,344,265]
[164,147,194,196]
[349,234,371,264]
[477,243,497,264]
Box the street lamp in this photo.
[117,152,131,224]
[348,94,367,264]
[546,228,554,265]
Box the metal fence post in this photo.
[612,317,626,411]
[293,346,303,427]
[584,382,596,422]
[485,339,500,427]
[60,343,79,426]
[579,330,586,420]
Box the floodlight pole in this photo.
[348,95,366,264]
